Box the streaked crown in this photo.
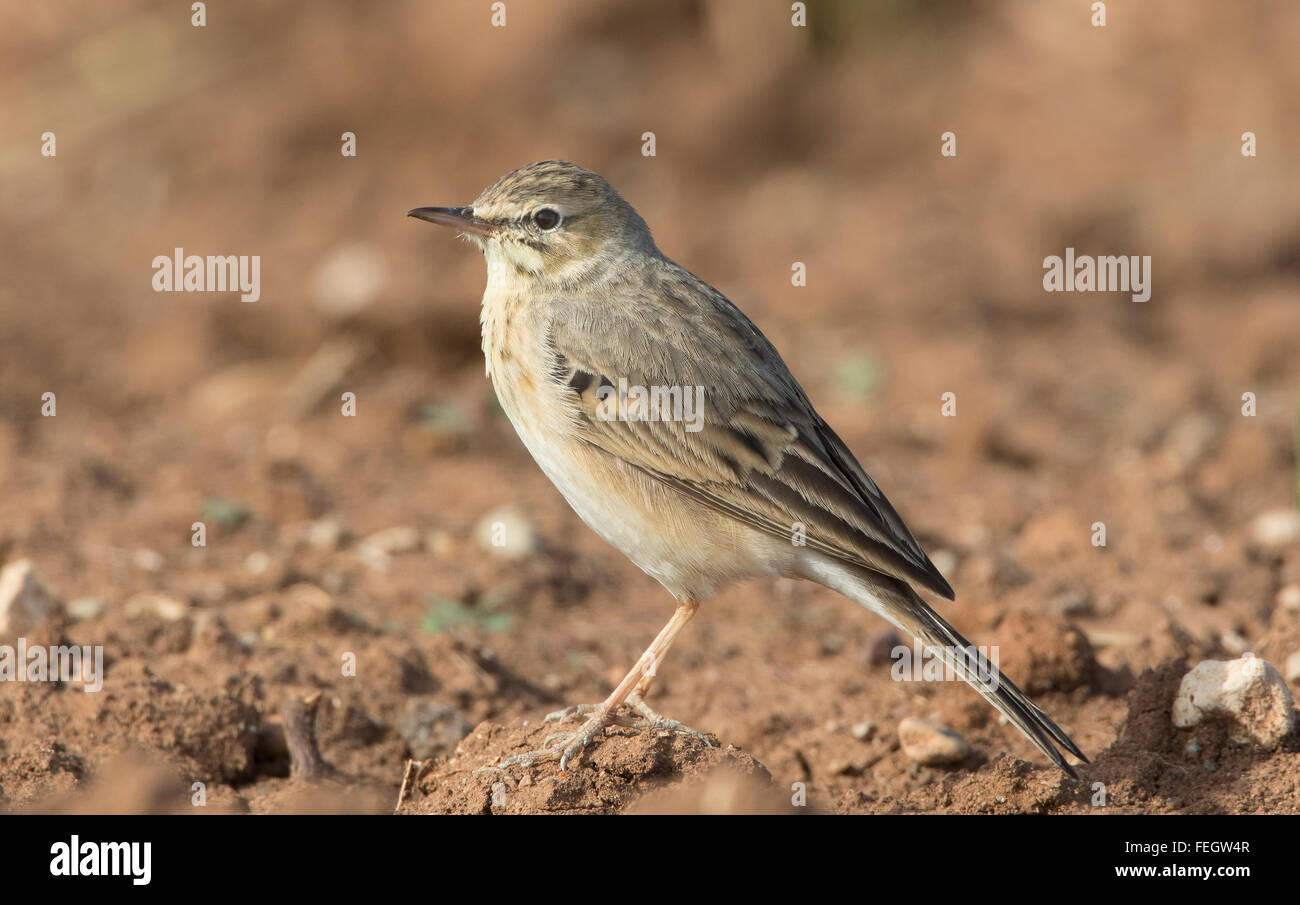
[470,161,658,281]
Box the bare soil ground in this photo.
[1,0,1298,814]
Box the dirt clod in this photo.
[398,719,773,815]
[994,610,1098,694]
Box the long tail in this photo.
[799,557,1088,777]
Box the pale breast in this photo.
[479,286,782,600]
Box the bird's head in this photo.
[409,160,657,289]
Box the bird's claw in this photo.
[639,716,716,747]
[623,695,717,747]
[482,701,713,775]
[479,709,611,775]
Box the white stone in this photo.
[125,593,189,622]
[357,525,423,574]
[898,716,970,766]
[1250,509,1300,549]
[303,517,346,551]
[66,597,107,622]
[1172,655,1295,748]
[1219,631,1250,656]
[0,559,60,637]
[851,720,876,741]
[131,549,165,572]
[244,551,272,574]
[359,525,422,556]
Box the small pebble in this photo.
[1251,509,1300,549]
[65,597,107,622]
[1085,630,1139,649]
[245,551,272,575]
[131,549,165,572]
[360,525,422,556]
[851,720,877,741]
[0,559,60,637]
[1050,590,1093,617]
[1172,654,1295,749]
[898,716,970,766]
[1219,630,1250,656]
[304,517,347,551]
[125,593,189,622]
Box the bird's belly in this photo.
[492,375,779,599]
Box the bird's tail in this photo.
[799,557,1088,777]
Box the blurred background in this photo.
[1,0,1297,813]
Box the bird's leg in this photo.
[619,690,714,746]
[630,659,659,699]
[619,627,712,743]
[544,629,667,723]
[491,600,704,772]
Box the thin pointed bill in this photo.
[407,206,494,237]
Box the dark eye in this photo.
[533,208,561,230]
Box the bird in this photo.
[408,160,1087,776]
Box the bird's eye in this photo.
[533,208,561,230]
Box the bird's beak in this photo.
[407,206,494,237]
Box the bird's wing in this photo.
[542,267,954,600]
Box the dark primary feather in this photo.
[543,258,954,601]
[877,575,1088,775]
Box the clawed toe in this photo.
[648,717,716,747]
[481,699,713,777]
[623,694,715,746]
[609,711,715,746]
[479,708,611,774]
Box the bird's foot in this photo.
[475,697,714,776]
[620,693,717,748]
[473,706,614,774]
[545,695,715,748]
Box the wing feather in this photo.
[543,264,954,600]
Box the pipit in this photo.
[409,160,1087,776]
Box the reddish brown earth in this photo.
[1,1,1298,814]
